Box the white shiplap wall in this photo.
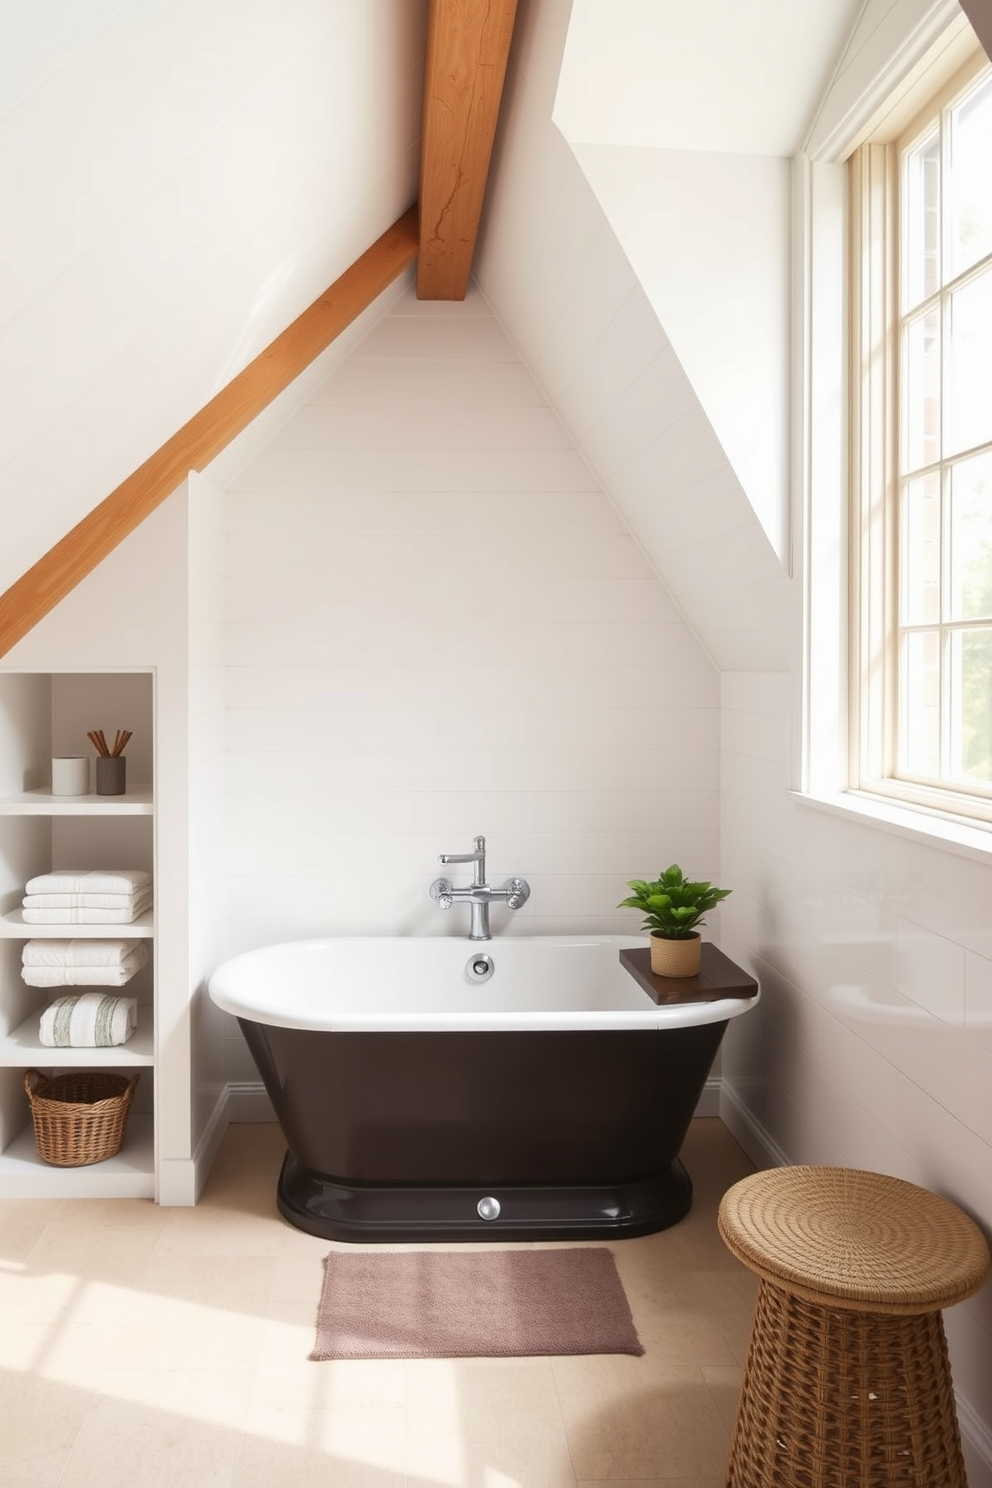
[220,286,720,958]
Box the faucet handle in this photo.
[502,877,530,911]
[430,877,454,910]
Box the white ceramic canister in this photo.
[51,757,90,795]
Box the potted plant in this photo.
[618,864,731,977]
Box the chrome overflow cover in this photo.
[477,1196,501,1221]
[466,953,494,983]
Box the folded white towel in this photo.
[25,870,151,896]
[22,939,143,968]
[22,891,152,924]
[22,944,148,988]
[39,992,138,1048]
[23,891,149,910]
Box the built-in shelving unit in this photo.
[0,671,155,1198]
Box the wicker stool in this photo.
[718,1166,990,1488]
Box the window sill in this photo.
[790,788,992,866]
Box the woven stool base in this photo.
[727,1279,968,1488]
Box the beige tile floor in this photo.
[0,1118,757,1487]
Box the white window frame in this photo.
[797,7,992,861]
[849,49,992,825]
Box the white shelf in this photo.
[0,1004,154,1067]
[0,787,153,815]
[0,909,154,937]
[0,1113,154,1198]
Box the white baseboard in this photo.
[958,1395,992,1488]
[223,1079,275,1122]
[718,1079,789,1170]
[156,1082,274,1206]
[694,1076,722,1119]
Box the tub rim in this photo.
[208,933,760,1034]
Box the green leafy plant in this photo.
[618,864,731,940]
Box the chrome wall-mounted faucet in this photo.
[429,835,530,940]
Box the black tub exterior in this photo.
[239,1018,730,1242]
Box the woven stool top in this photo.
[719,1166,990,1314]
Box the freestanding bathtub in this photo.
[208,934,758,1242]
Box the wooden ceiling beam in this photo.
[417,0,518,300]
[0,207,419,659]
[0,0,520,653]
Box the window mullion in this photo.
[939,285,951,778]
[883,142,900,784]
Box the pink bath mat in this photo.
[311,1246,644,1359]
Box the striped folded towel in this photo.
[25,870,150,896]
[39,992,138,1048]
[22,944,148,988]
[22,939,142,968]
[22,891,152,924]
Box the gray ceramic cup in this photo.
[95,755,126,796]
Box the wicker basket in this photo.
[24,1068,140,1167]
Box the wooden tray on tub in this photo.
[619,944,758,1006]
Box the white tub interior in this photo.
[208,935,759,1032]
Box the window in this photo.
[851,50,992,823]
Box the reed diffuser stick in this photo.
[87,729,131,757]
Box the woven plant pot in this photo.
[24,1069,139,1166]
[649,932,701,978]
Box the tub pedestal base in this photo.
[276,1151,694,1242]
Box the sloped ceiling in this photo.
[554,0,861,565]
[555,0,863,155]
[4,0,987,670]
[0,0,427,596]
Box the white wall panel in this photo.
[222,289,720,962]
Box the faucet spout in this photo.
[438,834,486,886]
